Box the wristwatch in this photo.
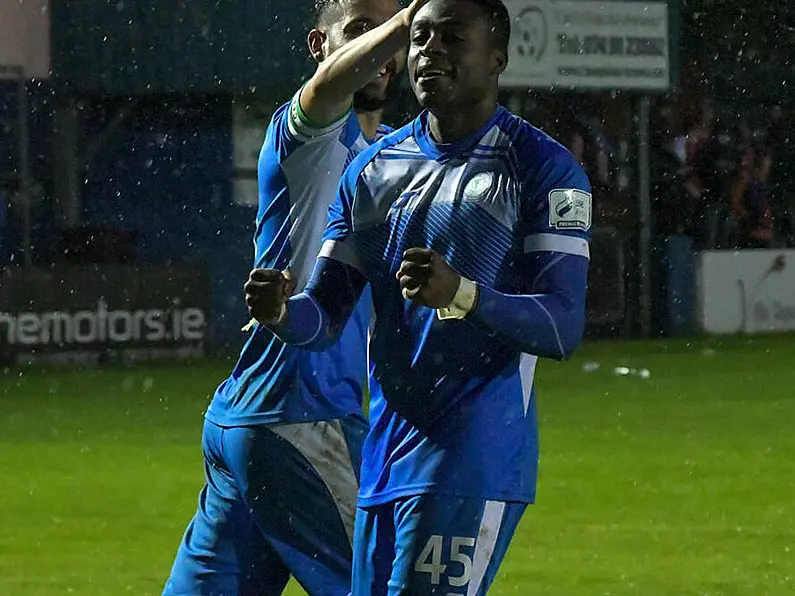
[437,277,479,320]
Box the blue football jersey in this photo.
[321,106,591,505]
[206,88,390,427]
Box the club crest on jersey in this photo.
[462,171,494,200]
[548,188,592,231]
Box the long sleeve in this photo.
[464,141,593,360]
[269,256,367,351]
[467,252,588,360]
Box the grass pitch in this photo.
[1,335,794,595]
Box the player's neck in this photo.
[427,101,498,144]
[356,110,384,141]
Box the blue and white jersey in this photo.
[321,106,591,505]
[206,88,391,427]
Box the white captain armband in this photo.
[287,85,349,141]
[436,276,479,321]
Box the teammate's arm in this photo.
[300,0,429,127]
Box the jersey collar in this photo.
[413,105,505,162]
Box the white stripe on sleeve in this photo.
[523,233,590,259]
[319,239,364,273]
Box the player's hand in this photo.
[401,0,431,26]
[244,269,297,325]
[396,248,460,309]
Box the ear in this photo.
[491,49,508,76]
[307,29,327,62]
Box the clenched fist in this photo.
[244,269,297,325]
[396,248,461,309]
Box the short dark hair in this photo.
[313,0,345,28]
[466,0,511,54]
[316,0,510,51]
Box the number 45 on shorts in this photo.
[353,497,527,596]
[414,534,476,588]
[407,498,527,596]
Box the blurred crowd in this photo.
[534,94,795,252]
[649,98,795,250]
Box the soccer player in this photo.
[243,0,592,593]
[161,0,430,594]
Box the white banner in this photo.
[0,0,50,79]
[696,250,795,334]
[502,0,670,91]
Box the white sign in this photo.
[696,250,795,334]
[0,0,50,79]
[502,0,670,91]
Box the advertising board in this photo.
[0,265,211,365]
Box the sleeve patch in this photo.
[548,189,592,231]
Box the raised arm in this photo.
[300,0,429,128]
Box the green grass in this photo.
[2,335,794,595]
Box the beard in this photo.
[352,75,400,112]
[353,91,388,112]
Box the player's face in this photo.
[408,0,506,112]
[326,0,404,111]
